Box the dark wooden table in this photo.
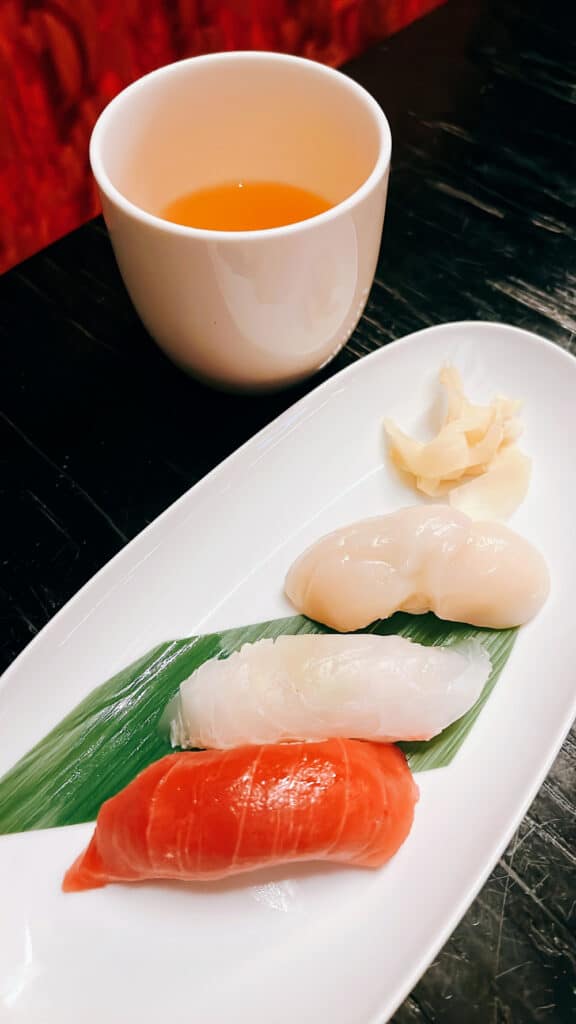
[1,1,575,1020]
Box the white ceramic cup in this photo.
[90,52,391,390]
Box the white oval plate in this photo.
[1,321,574,1023]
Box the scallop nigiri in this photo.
[63,740,418,890]
[286,504,549,632]
[166,633,491,750]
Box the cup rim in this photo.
[89,51,392,242]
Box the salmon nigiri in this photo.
[63,740,418,891]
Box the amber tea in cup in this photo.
[162,181,333,231]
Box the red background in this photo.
[0,0,443,273]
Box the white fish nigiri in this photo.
[166,633,491,749]
[285,505,549,632]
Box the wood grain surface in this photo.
[1,0,574,1020]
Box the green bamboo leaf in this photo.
[0,614,516,834]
